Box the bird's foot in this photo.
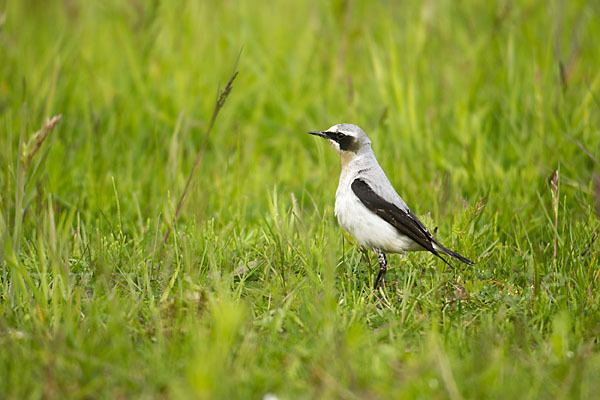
[373,267,386,289]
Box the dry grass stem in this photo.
[22,114,62,168]
[550,169,560,272]
[163,71,238,245]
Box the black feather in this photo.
[351,178,473,266]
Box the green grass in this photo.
[1,0,600,398]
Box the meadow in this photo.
[1,0,600,398]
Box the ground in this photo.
[1,1,600,398]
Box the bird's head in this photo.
[308,123,371,159]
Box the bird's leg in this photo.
[373,248,388,289]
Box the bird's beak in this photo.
[308,130,329,139]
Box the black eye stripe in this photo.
[337,135,356,151]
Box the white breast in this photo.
[334,183,422,253]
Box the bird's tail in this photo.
[434,243,474,265]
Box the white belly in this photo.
[334,190,422,253]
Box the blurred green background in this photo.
[1,0,600,398]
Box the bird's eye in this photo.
[337,132,346,138]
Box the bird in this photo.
[308,123,473,289]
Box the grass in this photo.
[1,0,600,398]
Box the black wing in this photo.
[351,178,450,265]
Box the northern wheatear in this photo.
[308,123,473,289]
